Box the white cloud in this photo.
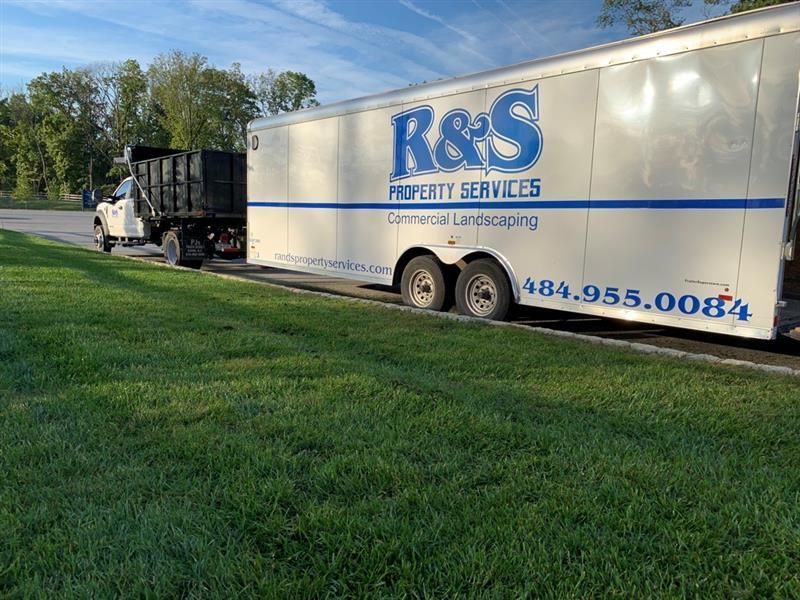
[494,0,560,53]
[0,23,156,65]
[398,0,477,44]
[262,0,495,74]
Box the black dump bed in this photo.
[130,146,246,219]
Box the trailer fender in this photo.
[395,244,520,302]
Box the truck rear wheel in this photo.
[163,231,203,269]
[401,256,448,311]
[455,258,511,320]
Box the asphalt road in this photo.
[2,208,799,370]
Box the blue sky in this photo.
[0,0,722,104]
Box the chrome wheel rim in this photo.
[409,269,435,307]
[466,274,497,317]
[94,227,104,250]
[166,240,179,265]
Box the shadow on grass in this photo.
[3,230,798,461]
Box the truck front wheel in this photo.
[455,258,511,321]
[163,231,203,269]
[401,255,448,311]
[94,224,111,253]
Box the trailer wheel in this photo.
[401,256,448,311]
[455,258,511,320]
[163,231,203,269]
[94,224,111,253]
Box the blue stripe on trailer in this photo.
[247,197,785,210]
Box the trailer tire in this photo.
[163,231,203,269]
[94,224,111,253]
[401,256,448,311]
[455,258,511,320]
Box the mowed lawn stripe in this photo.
[0,230,798,597]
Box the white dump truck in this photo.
[246,3,800,340]
[94,146,246,267]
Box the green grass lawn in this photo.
[1,230,799,597]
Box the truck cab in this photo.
[93,176,150,251]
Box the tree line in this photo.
[0,51,318,198]
[598,0,792,36]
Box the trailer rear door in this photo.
[786,75,800,260]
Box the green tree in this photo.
[1,53,320,192]
[148,52,259,151]
[3,93,51,198]
[0,98,14,190]
[708,0,794,13]
[203,63,258,152]
[249,69,277,116]
[598,0,691,35]
[148,51,266,152]
[251,70,320,116]
[94,60,150,153]
[148,51,210,150]
[28,68,104,194]
[598,0,793,34]
[0,93,52,198]
[94,59,168,179]
[141,94,171,149]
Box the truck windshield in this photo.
[114,179,132,199]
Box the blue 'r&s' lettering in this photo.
[390,85,543,181]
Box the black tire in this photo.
[400,255,448,311]
[163,231,203,269]
[455,258,511,320]
[94,224,111,253]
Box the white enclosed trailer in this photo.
[247,3,800,340]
